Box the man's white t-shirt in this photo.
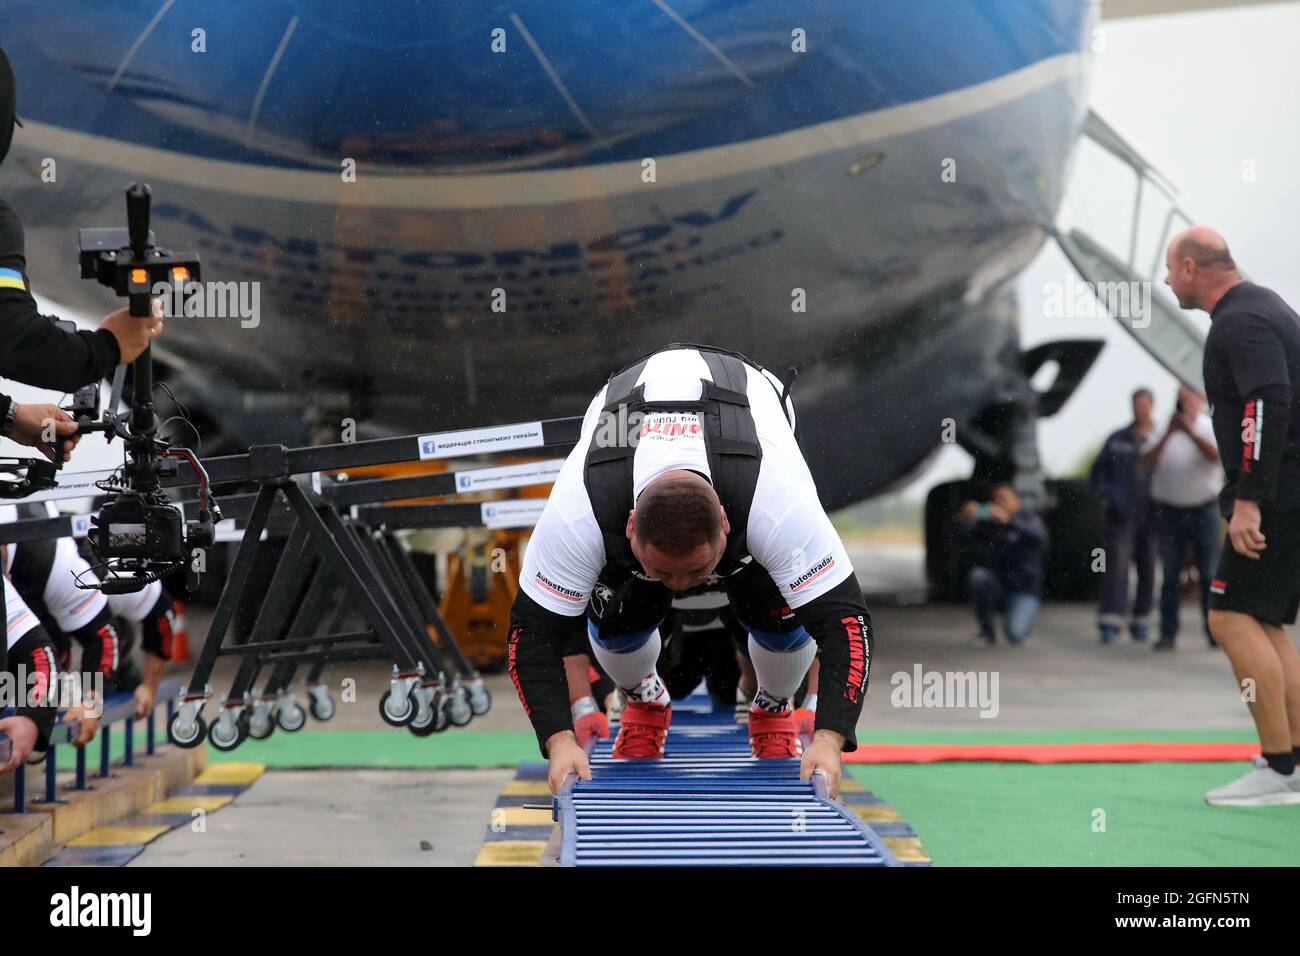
[1150,413,1223,508]
[0,504,41,649]
[519,348,854,617]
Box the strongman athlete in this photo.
[1165,226,1300,806]
[508,344,873,797]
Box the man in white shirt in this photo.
[1143,386,1223,649]
[507,345,873,798]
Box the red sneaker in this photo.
[574,710,610,747]
[793,707,816,739]
[749,708,801,758]
[612,700,671,759]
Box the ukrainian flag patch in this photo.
[0,267,27,291]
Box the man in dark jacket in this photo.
[957,484,1048,645]
[1090,389,1158,644]
[0,47,162,771]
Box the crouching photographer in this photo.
[956,484,1049,646]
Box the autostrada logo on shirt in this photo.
[639,412,702,441]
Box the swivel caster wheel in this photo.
[468,683,491,716]
[379,689,415,727]
[432,699,451,733]
[247,707,275,741]
[277,699,307,733]
[308,688,335,722]
[169,713,207,749]
[208,711,248,752]
[448,689,473,727]
[408,707,438,737]
[407,687,438,736]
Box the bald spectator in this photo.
[1165,226,1300,806]
[1143,385,1222,650]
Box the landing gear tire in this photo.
[1043,477,1105,601]
[925,477,1105,602]
[925,479,979,602]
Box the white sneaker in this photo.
[1205,758,1300,807]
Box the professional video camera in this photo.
[77,183,223,593]
[0,183,220,594]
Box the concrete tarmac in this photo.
[130,592,1257,866]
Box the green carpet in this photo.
[850,761,1299,866]
[203,726,1257,769]
[195,726,1294,865]
[205,729,540,768]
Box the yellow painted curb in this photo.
[884,836,932,863]
[475,840,547,867]
[67,825,171,847]
[145,795,233,814]
[194,763,265,786]
[501,780,551,797]
[853,804,903,823]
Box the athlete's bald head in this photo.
[1164,226,1242,312]
[626,470,729,592]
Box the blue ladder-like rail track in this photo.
[555,697,902,866]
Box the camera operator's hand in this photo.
[11,403,80,461]
[958,501,977,522]
[99,301,164,365]
[987,504,1011,524]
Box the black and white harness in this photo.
[583,343,797,576]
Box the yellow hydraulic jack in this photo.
[438,532,523,671]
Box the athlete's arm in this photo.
[790,574,872,752]
[1230,316,1292,506]
[509,590,596,793]
[133,651,167,719]
[746,441,871,752]
[509,589,588,754]
[1,627,59,767]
